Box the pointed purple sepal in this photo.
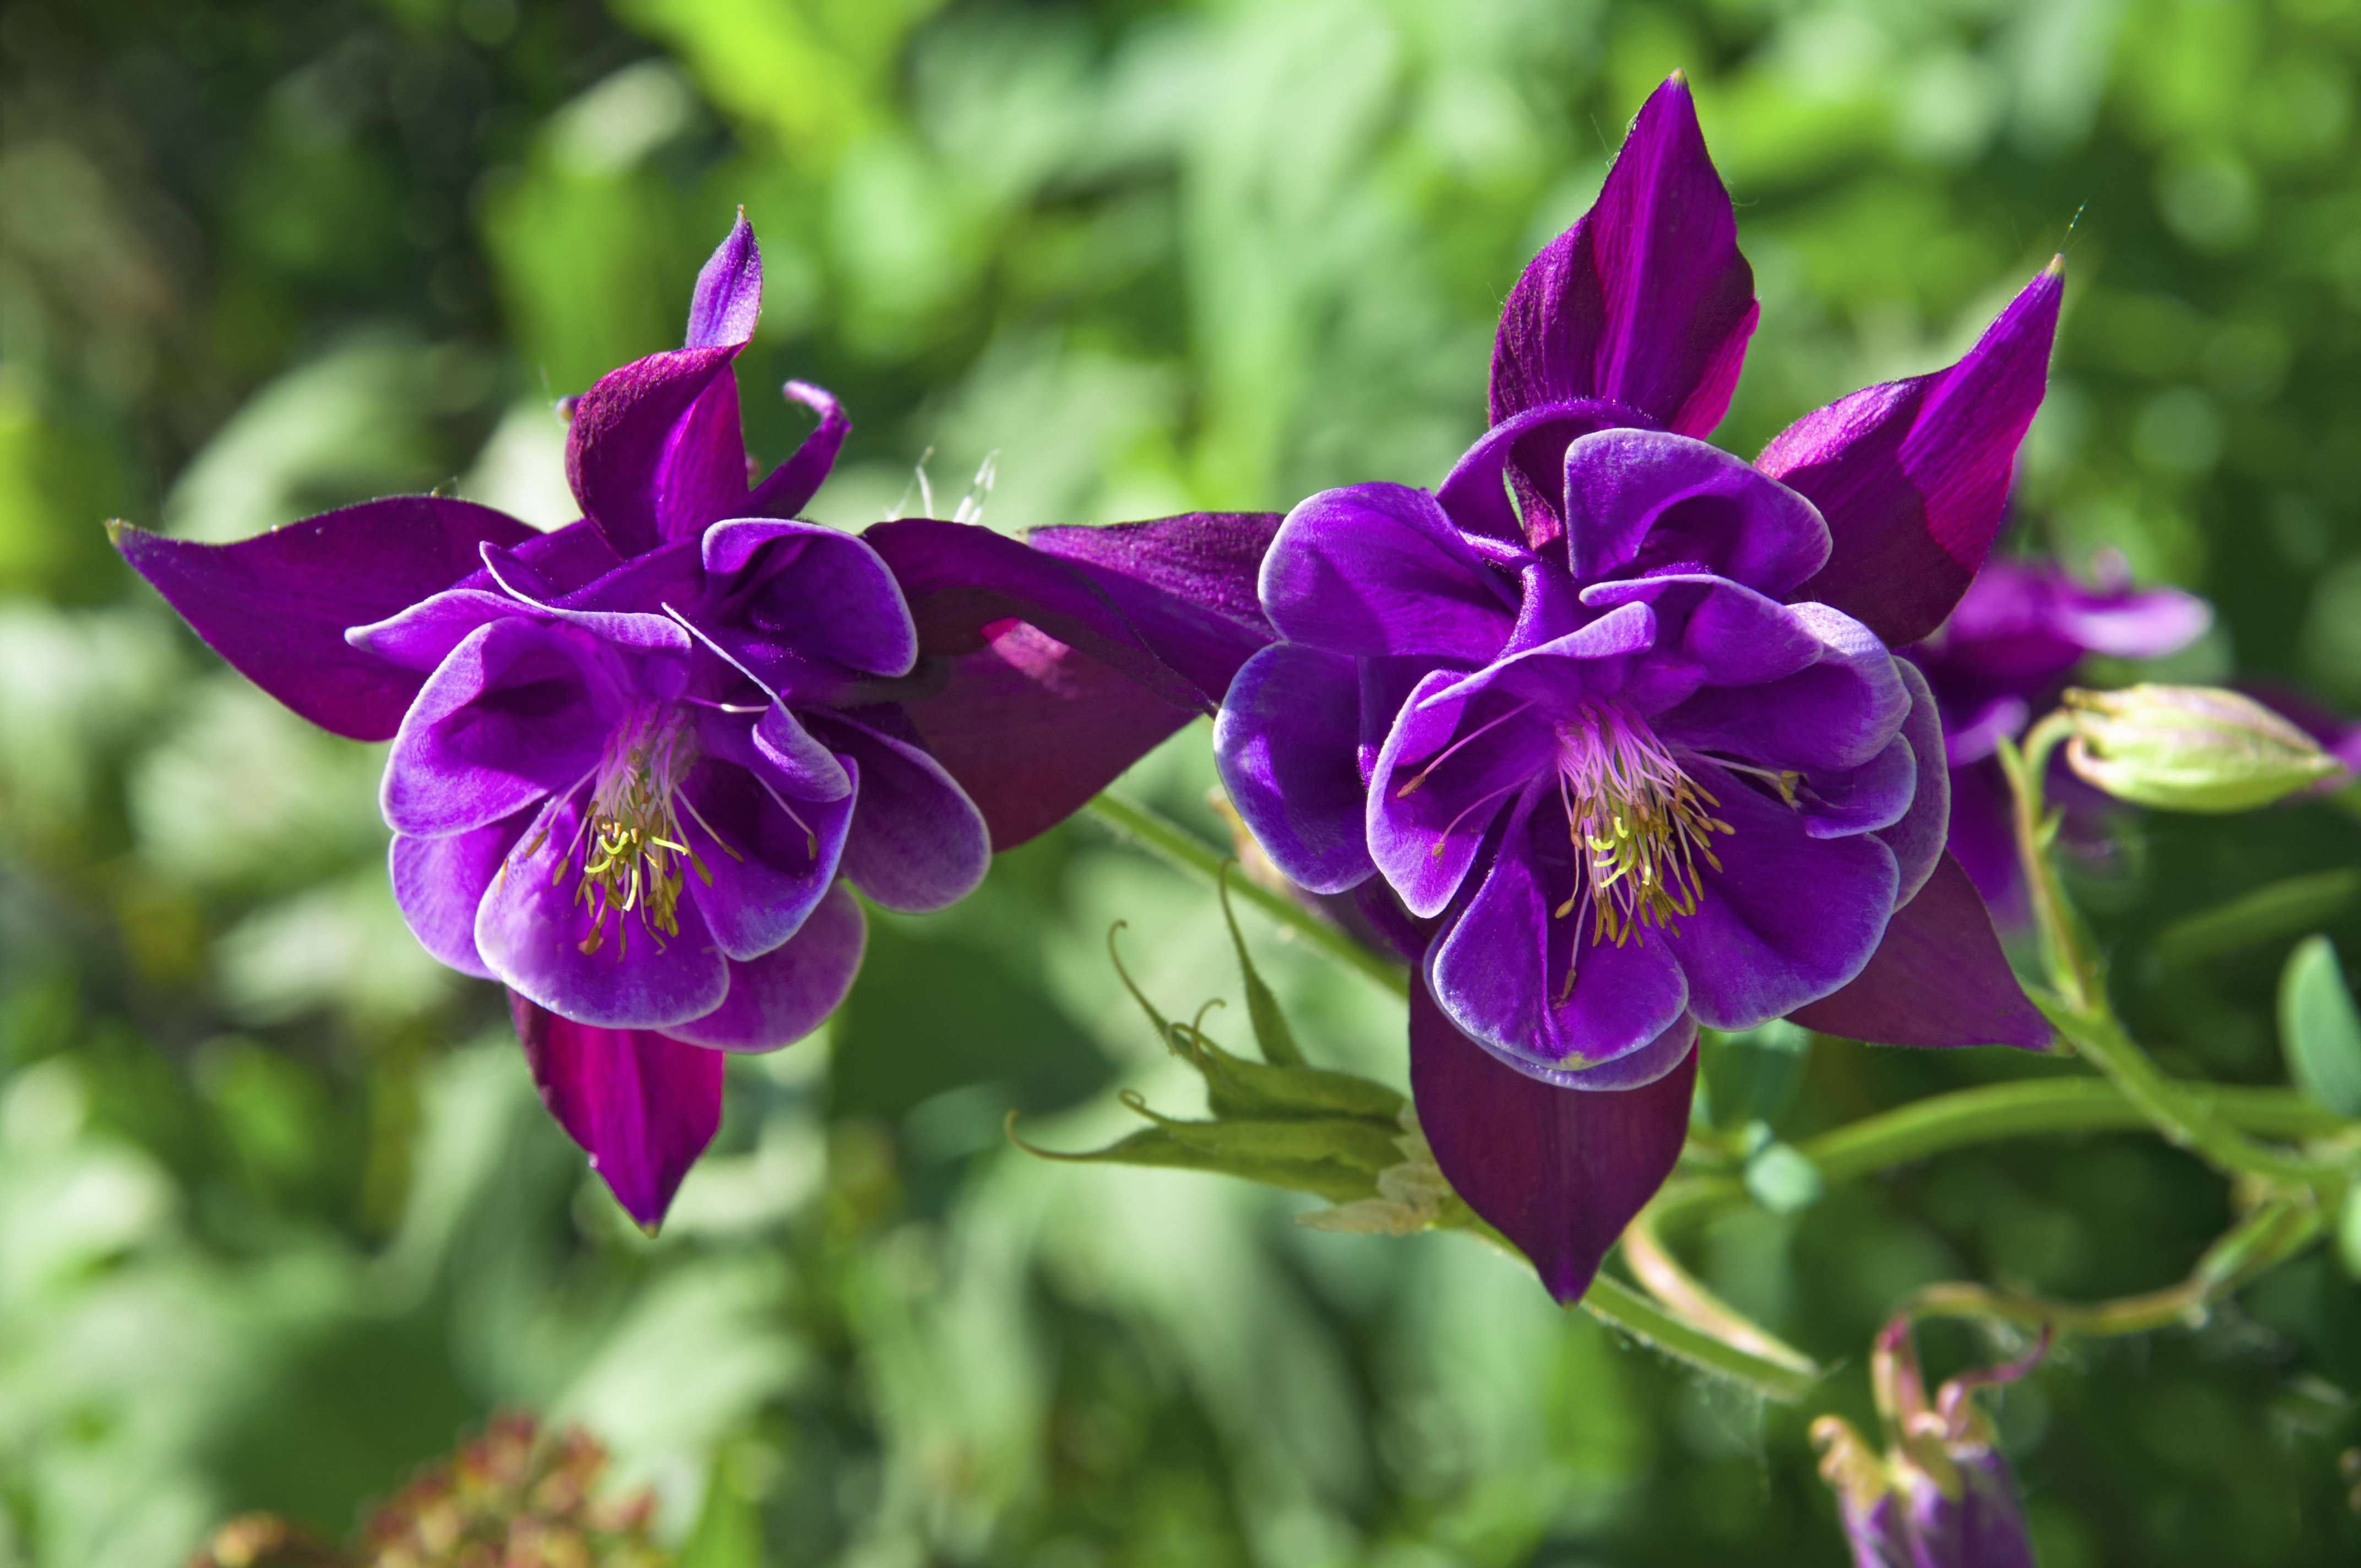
[1764,262,2064,649]
[111,498,538,742]
[565,345,745,558]
[1787,851,2050,1049]
[685,210,763,350]
[744,382,849,520]
[1410,977,1697,1303]
[1028,511,1282,703]
[511,992,725,1232]
[1489,73,1758,438]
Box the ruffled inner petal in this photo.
[390,810,531,978]
[676,730,857,962]
[382,619,618,837]
[1214,643,1378,894]
[701,520,918,680]
[1260,483,1519,661]
[1872,657,1949,904]
[1562,429,1831,597]
[1656,603,1909,772]
[1367,670,1553,918]
[805,711,991,914]
[667,881,868,1051]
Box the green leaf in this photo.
[1182,1030,1405,1124]
[1009,1112,1397,1205]
[1744,1140,1825,1214]
[1219,867,1306,1065]
[680,1446,764,1568]
[2278,934,2361,1118]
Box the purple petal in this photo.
[478,542,698,655]
[1213,643,1375,894]
[511,993,723,1232]
[1796,734,1917,840]
[667,881,867,1050]
[566,345,747,558]
[804,710,990,912]
[899,622,1196,851]
[684,210,762,350]
[866,518,1201,707]
[701,520,918,680]
[1410,978,1698,1303]
[1581,574,1826,708]
[1030,511,1283,703]
[476,787,732,1029]
[1788,851,2048,1048]
[746,703,852,801]
[1427,794,1693,1079]
[1429,600,1660,710]
[674,743,855,962]
[1259,484,1519,662]
[1874,658,1949,903]
[1562,429,1830,596]
[508,518,625,598]
[390,812,531,978]
[111,499,538,742]
[1434,399,1656,548]
[348,589,532,672]
[1660,604,1909,772]
[1660,758,1900,1030]
[1763,262,2063,648]
[1489,73,1757,438]
[743,382,850,519]
[1367,670,1552,918]
[381,619,618,837]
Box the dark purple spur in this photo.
[1905,554,2210,924]
[1204,73,2060,1300]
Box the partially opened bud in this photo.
[1811,1319,2043,1568]
[2062,684,2344,812]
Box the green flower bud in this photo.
[2061,684,2346,812]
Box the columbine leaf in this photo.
[1220,867,1306,1066]
[2279,934,2361,1118]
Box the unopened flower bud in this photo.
[1811,1319,2043,1568]
[2061,684,2344,812]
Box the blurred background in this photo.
[4,0,2361,1562]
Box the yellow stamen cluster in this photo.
[557,712,714,960]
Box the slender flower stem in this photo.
[1905,1195,2324,1337]
[1999,717,2355,1190]
[1799,1079,2344,1185]
[1085,793,1408,995]
[1623,1204,1820,1377]
[1576,1273,1823,1404]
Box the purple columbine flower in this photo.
[1207,72,2057,1300]
[1905,553,2210,924]
[1813,1319,2044,1568]
[116,213,1290,1228]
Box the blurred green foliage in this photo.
[7,0,2361,1563]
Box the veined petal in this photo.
[898,621,1196,851]
[1030,511,1283,704]
[511,994,723,1232]
[1874,658,1949,903]
[702,519,918,680]
[1580,573,1825,707]
[804,710,991,914]
[1787,851,2050,1049]
[743,382,850,520]
[667,881,867,1051]
[673,745,855,963]
[390,811,531,979]
[1562,429,1830,596]
[1213,643,1374,894]
[382,619,618,837]
[477,786,732,1030]
[1427,794,1692,1078]
[1489,73,1757,438]
[1410,977,1698,1304]
[566,344,746,558]
[1434,399,1653,548]
[1764,262,2063,647]
[1660,757,1900,1031]
[1367,669,1552,918]
[111,498,538,742]
[684,210,762,350]
[1425,600,1659,713]
[1795,733,1917,840]
[1660,602,1910,772]
[1259,483,1518,662]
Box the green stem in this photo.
[1998,715,2095,1011]
[1085,793,1407,995]
[1905,1196,2325,1337]
[1800,1079,2346,1186]
[1623,1204,1820,1377]
[1577,1273,1823,1404]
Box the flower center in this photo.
[1551,704,1732,984]
[563,706,710,959]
